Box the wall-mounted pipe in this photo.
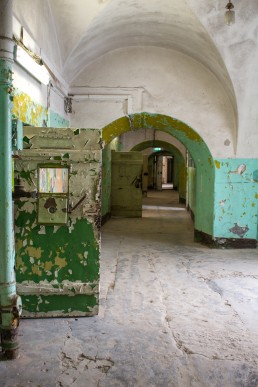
[0,0,21,359]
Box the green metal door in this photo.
[111,151,143,217]
[13,127,101,317]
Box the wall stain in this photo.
[229,223,249,238]
[229,164,246,175]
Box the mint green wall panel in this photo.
[188,167,196,214]
[214,159,258,240]
[48,110,69,128]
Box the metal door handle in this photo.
[68,194,87,213]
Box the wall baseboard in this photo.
[101,212,111,226]
[194,229,257,249]
[187,206,195,221]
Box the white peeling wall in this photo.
[13,63,48,107]
[70,98,126,129]
[13,0,62,73]
[71,46,236,158]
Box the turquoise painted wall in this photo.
[214,159,258,241]
[48,110,69,128]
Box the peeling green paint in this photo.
[21,294,98,316]
[14,127,101,316]
[16,215,99,284]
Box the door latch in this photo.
[68,194,87,213]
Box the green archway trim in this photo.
[102,112,212,167]
[103,112,202,144]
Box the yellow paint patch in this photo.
[77,253,84,261]
[214,160,221,169]
[255,194,258,199]
[102,116,131,144]
[32,265,42,276]
[16,239,23,252]
[26,246,42,259]
[44,261,54,271]
[102,113,203,145]
[16,255,24,269]
[13,92,47,126]
[55,256,67,268]
[252,203,255,207]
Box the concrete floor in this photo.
[1,190,258,387]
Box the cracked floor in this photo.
[1,190,258,386]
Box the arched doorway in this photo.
[131,140,186,201]
[102,112,215,242]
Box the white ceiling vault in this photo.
[12,0,258,157]
[13,0,236,89]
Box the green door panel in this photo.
[111,151,143,217]
[14,127,101,317]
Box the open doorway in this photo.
[162,156,173,190]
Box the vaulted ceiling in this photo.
[13,0,236,87]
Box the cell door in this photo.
[111,151,143,217]
[14,127,101,317]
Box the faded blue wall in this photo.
[214,159,258,241]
